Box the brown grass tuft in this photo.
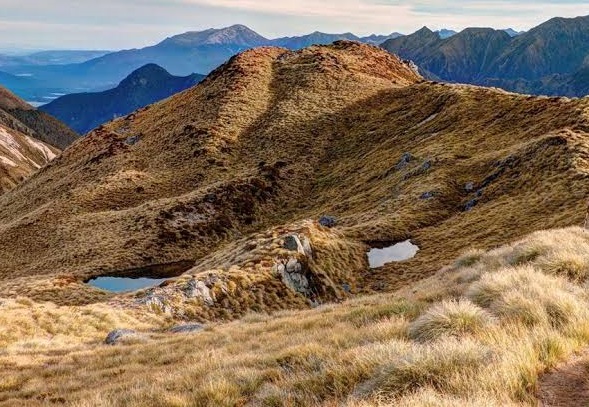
[408,299,495,341]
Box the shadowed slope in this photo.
[41,64,204,134]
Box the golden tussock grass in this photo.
[0,226,588,406]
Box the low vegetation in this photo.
[1,226,589,406]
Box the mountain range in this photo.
[0,25,405,104]
[0,50,110,67]
[436,28,523,39]
[41,64,204,134]
[0,17,585,105]
[382,15,589,96]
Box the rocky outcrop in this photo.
[274,234,320,301]
[183,278,215,306]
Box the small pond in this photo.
[85,260,194,292]
[368,240,419,268]
[86,276,168,292]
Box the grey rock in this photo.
[183,279,214,306]
[141,294,172,314]
[275,233,315,297]
[283,234,313,257]
[342,283,351,293]
[395,152,413,169]
[204,193,217,203]
[169,324,205,334]
[421,160,432,171]
[465,182,475,192]
[464,199,478,211]
[105,329,140,345]
[283,235,300,251]
[125,135,141,145]
[420,191,435,200]
[318,215,337,228]
[274,258,312,297]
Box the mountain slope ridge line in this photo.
[0,42,586,321]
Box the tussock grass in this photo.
[365,338,492,397]
[408,299,495,341]
[0,227,588,405]
[454,249,485,268]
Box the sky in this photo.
[0,0,587,50]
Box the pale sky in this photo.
[0,0,587,50]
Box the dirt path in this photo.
[537,350,589,406]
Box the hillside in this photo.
[1,40,589,405]
[385,27,512,82]
[0,86,69,191]
[0,85,78,149]
[41,64,204,134]
[0,40,586,310]
[3,228,589,406]
[382,15,589,96]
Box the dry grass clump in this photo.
[408,299,495,341]
[0,298,165,351]
[453,249,485,268]
[539,250,589,282]
[466,263,588,328]
[365,338,491,397]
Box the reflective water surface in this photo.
[368,240,419,268]
[87,276,168,292]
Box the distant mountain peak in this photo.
[119,63,172,88]
[127,63,169,77]
[41,64,203,134]
[161,25,269,47]
[436,29,458,39]
[503,28,524,37]
[417,26,435,34]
